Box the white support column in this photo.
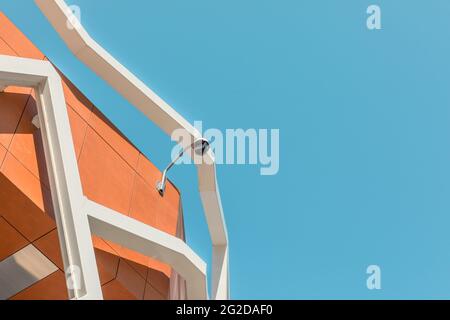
[0,54,103,300]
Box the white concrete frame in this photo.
[0,54,208,299]
[35,0,230,300]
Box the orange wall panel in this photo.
[10,271,69,300]
[9,93,50,187]
[78,127,136,215]
[94,248,120,285]
[89,108,140,168]
[0,12,45,60]
[147,268,170,297]
[0,37,16,56]
[144,283,166,300]
[0,153,55,242]
[129,174,159,227]
[0,144,6,166]
[0,217,28,261]
[102,280,138,300]
[0,87,30,150]
[113,259,146,299]
[66,106,89,159]
[33,229,64,270]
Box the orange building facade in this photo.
[0,12,185,300]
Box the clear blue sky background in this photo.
[2,0,450,299]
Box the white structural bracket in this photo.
[0,54,103,300]
[35,0,230,299]
[0,54,209,300]
[86,199,207,299]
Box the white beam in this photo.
[35,0,230,299]
[85,199,208,300]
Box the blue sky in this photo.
[3,0,450,299]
